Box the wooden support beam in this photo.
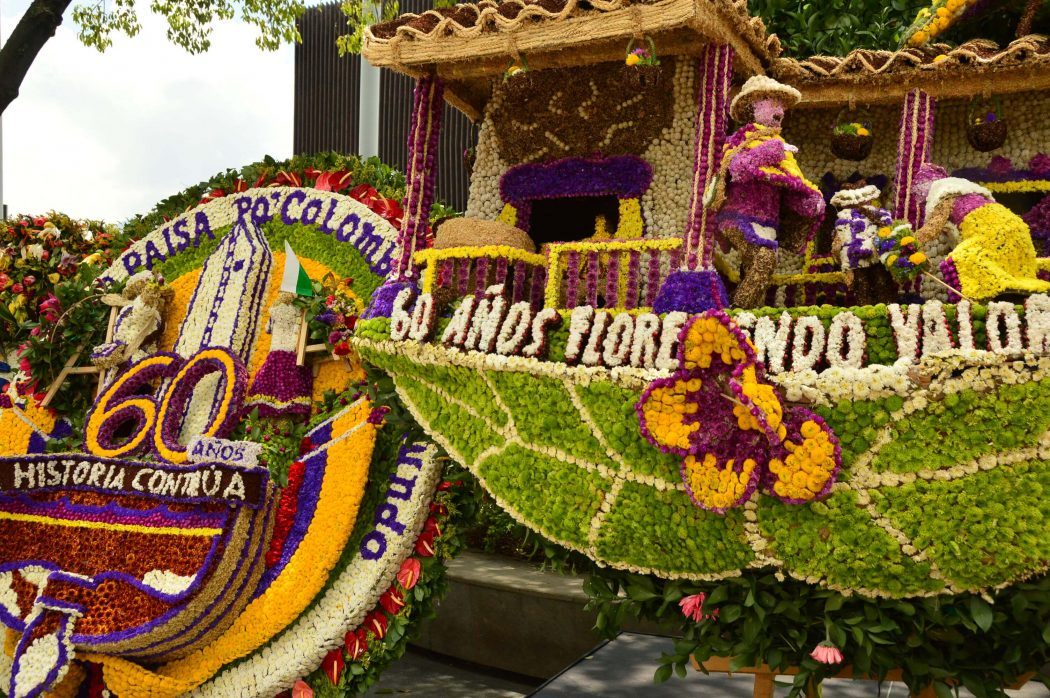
[40,349,84,409]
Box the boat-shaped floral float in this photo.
[354,0,1050,606]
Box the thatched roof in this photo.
[363,0,780,119]
[775,35,1050,107]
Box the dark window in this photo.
[995,190,1047,218]
[528,196,621,245]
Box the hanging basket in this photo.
[967,96,1007,152]
[830,107,874,161]
[500,56,533,103]
[622,36,662,90]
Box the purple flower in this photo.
[988,155,1014,176]
[1029,153,1050,176]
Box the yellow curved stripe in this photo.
[92,407,376,698]
[0,512,221,537]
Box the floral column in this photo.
[893,89,936,228]
[653,43,733,314]
[392,74,445,282]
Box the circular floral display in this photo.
[0,188,449,698]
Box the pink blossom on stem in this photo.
[679,593,708,622]
[810,641,844,665]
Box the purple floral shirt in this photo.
[833,206,892,270]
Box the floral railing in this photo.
[544,238,683,311]
[414,246,549,307]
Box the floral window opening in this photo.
[498,155,653,245]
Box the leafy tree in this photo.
[0,0,305,115]
[747,0,930,56]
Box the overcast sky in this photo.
[0,0,296,223]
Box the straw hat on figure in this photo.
[830,184,899,305]
[708,76,826,308]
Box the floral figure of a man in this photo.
[708,76,826,308]
[830,184,899,305]
[636,311,841,513]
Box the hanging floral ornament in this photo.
[622,36,661,90]
[967,96,1008,152]
[830,106,873,161]
[500,56,532,103]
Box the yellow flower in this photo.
[856,127,870,137]
[900,236,916,246]
[933,54,947,63]
[48,273,61,283]
[909,252,928,264]
[80,252,103,265]
[911,30,928,44]
[946,0,963,9]
[625,54,641,66]
[877,227,893,238]
[887,254,898,266]
[936,7,949,17]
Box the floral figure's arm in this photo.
[916,198,954,247]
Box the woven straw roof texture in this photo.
[365,0,781,66]
[774,35,1050,83]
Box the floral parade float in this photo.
[0,160,463,698]
[357,0,1050,694]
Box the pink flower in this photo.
[679,593,707,622]
[291,680,314,698]
[810,641,844,665]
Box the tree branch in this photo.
[0,0,74,115]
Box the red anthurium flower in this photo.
[321,648,345,685]
[397,557,421,590]
[313,170,353,192]
[423,517,441,538]
[415,531,436,557]
[429,502,448,517]
[348,184,379,204]
[233,178,248,193]
[345,627,368,660]
[364,610,388,639]
[274,170,302,187]
[292,679,314,698]
[201,188,227,204]
[299,437,313,455]
[379,587,405,615]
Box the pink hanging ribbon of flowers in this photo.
[635,311,841,514]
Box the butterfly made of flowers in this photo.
[636,311,841,514]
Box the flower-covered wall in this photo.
[466,58,701,240]
[932,91,1050,170]
[783,90,1050,200]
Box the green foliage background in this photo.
[747,0,929,56]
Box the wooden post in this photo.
[691,656,1035,696]
[295,311,310,367]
